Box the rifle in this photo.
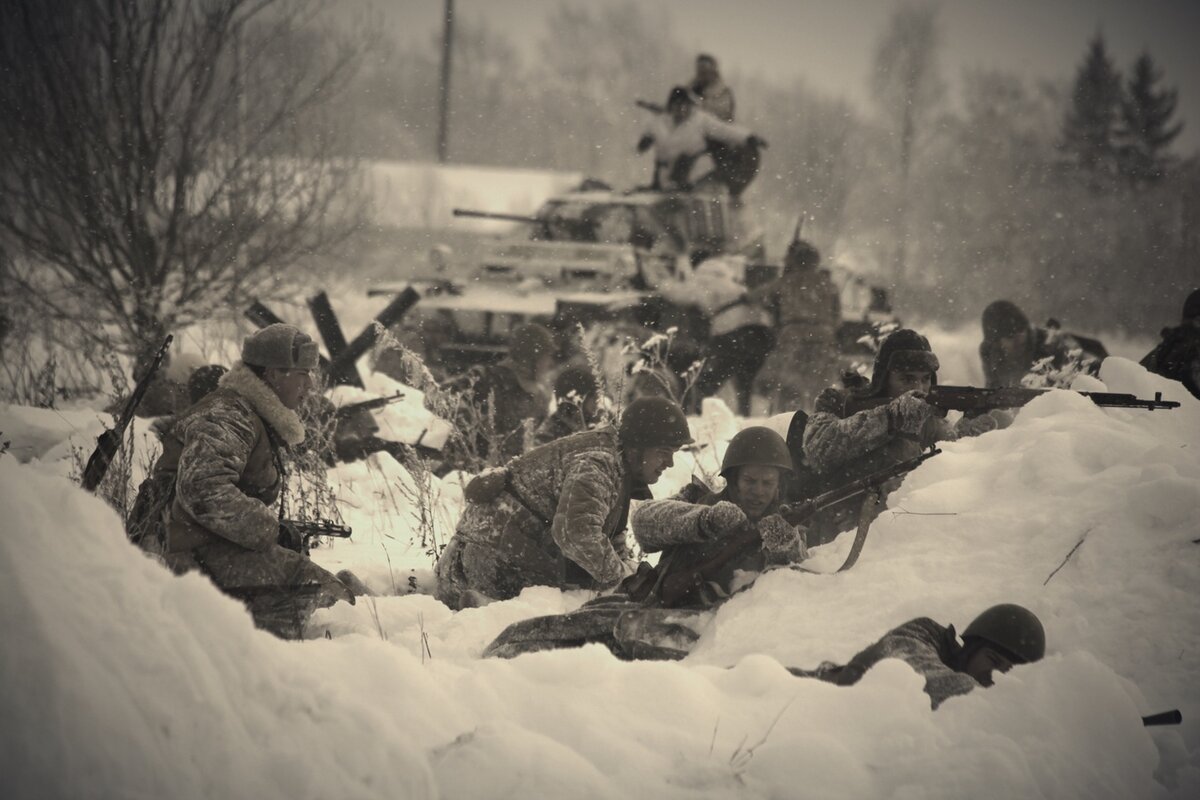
[81,335,173,493]
[846,385,1179,416]
[647,447,942,607]
[334,392,405,423]
[635,99,665,114]
[279,518,352,555]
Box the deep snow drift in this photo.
[2,357,1198,799]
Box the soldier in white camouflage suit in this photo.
[155,324,361,638]
[789,604,1046,709]
[435,397,694,610]
[803,328,1007,545]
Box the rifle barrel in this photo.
[1142,709,1182,727]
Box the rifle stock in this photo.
[654,448,941,607]
[81,335,173,492]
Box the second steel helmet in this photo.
[720,426,794,478]
[962,604,1046,664]
[618,397,693,449]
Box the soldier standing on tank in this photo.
[789,604,1047,709]
[631,426,806,609]
[148,324,365,638]
[434,397,694,610]
[690,53,735,123]
[1140,288,1200,400]
[754,234,841,413]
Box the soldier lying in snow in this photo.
[136,324,367,639]
[802,328,1006,545]
[435,397,694,610]
[1141,288,1200,400]
[789,603,1047,709]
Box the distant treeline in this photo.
[325,3,1196,336]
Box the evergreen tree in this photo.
[1118,52,1183,185]
[1062,34,1122,175]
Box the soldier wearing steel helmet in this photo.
[434,396,694,610]
[789,603,1047,709]
[630,425,808,608]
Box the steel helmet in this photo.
[720,426,793,478]
[962,604,1046,664]
[619,397,693,449]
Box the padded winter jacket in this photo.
[443,428,640,598]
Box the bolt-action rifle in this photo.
[279,518,352,555]
[626,447,942,608]
[81,335,173,493]
[845,385,1179,417]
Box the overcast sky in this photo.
[395,0,1200,151]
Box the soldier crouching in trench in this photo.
[152,324,366,639]
[482,426,808,660]
[434,396,694,610]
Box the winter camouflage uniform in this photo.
[788,618,980,709]
[803,330,997,545]
[693,76,735,123]
[631,480,802,608]
[154,362,353,638]
[469,361,550,459]
[435,427,644,609]
[755,241,841,413]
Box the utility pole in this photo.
[437,0,454,163]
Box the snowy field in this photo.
[2,308,1198,798]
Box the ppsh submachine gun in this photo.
[279,518,352,556]
[623,447,942,608]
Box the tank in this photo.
[381,186,769,372]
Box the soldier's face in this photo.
[266,367,314,410]
[669,101,692,124]
[634,446,676,484]
[733,464,780,521]
[695,58,717,85]
[998,331,1028,357]
[885,369,932,398]
[963,645,1014,688]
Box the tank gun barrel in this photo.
[452,208,542,224]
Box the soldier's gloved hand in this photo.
[988,408,1016,429]
[278,521,303,553]
[758,514,805,559]
[888,390,933,438]
[701,501,749,539]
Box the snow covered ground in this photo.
[2,328,1198,798]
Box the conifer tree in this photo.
[1118,52,1183,185]
[1062,34,1122,175]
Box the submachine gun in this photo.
[625,447,942,608]
[81,335,173,493]
[279,518,352,556]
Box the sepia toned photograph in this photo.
[1,1,1196,797]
